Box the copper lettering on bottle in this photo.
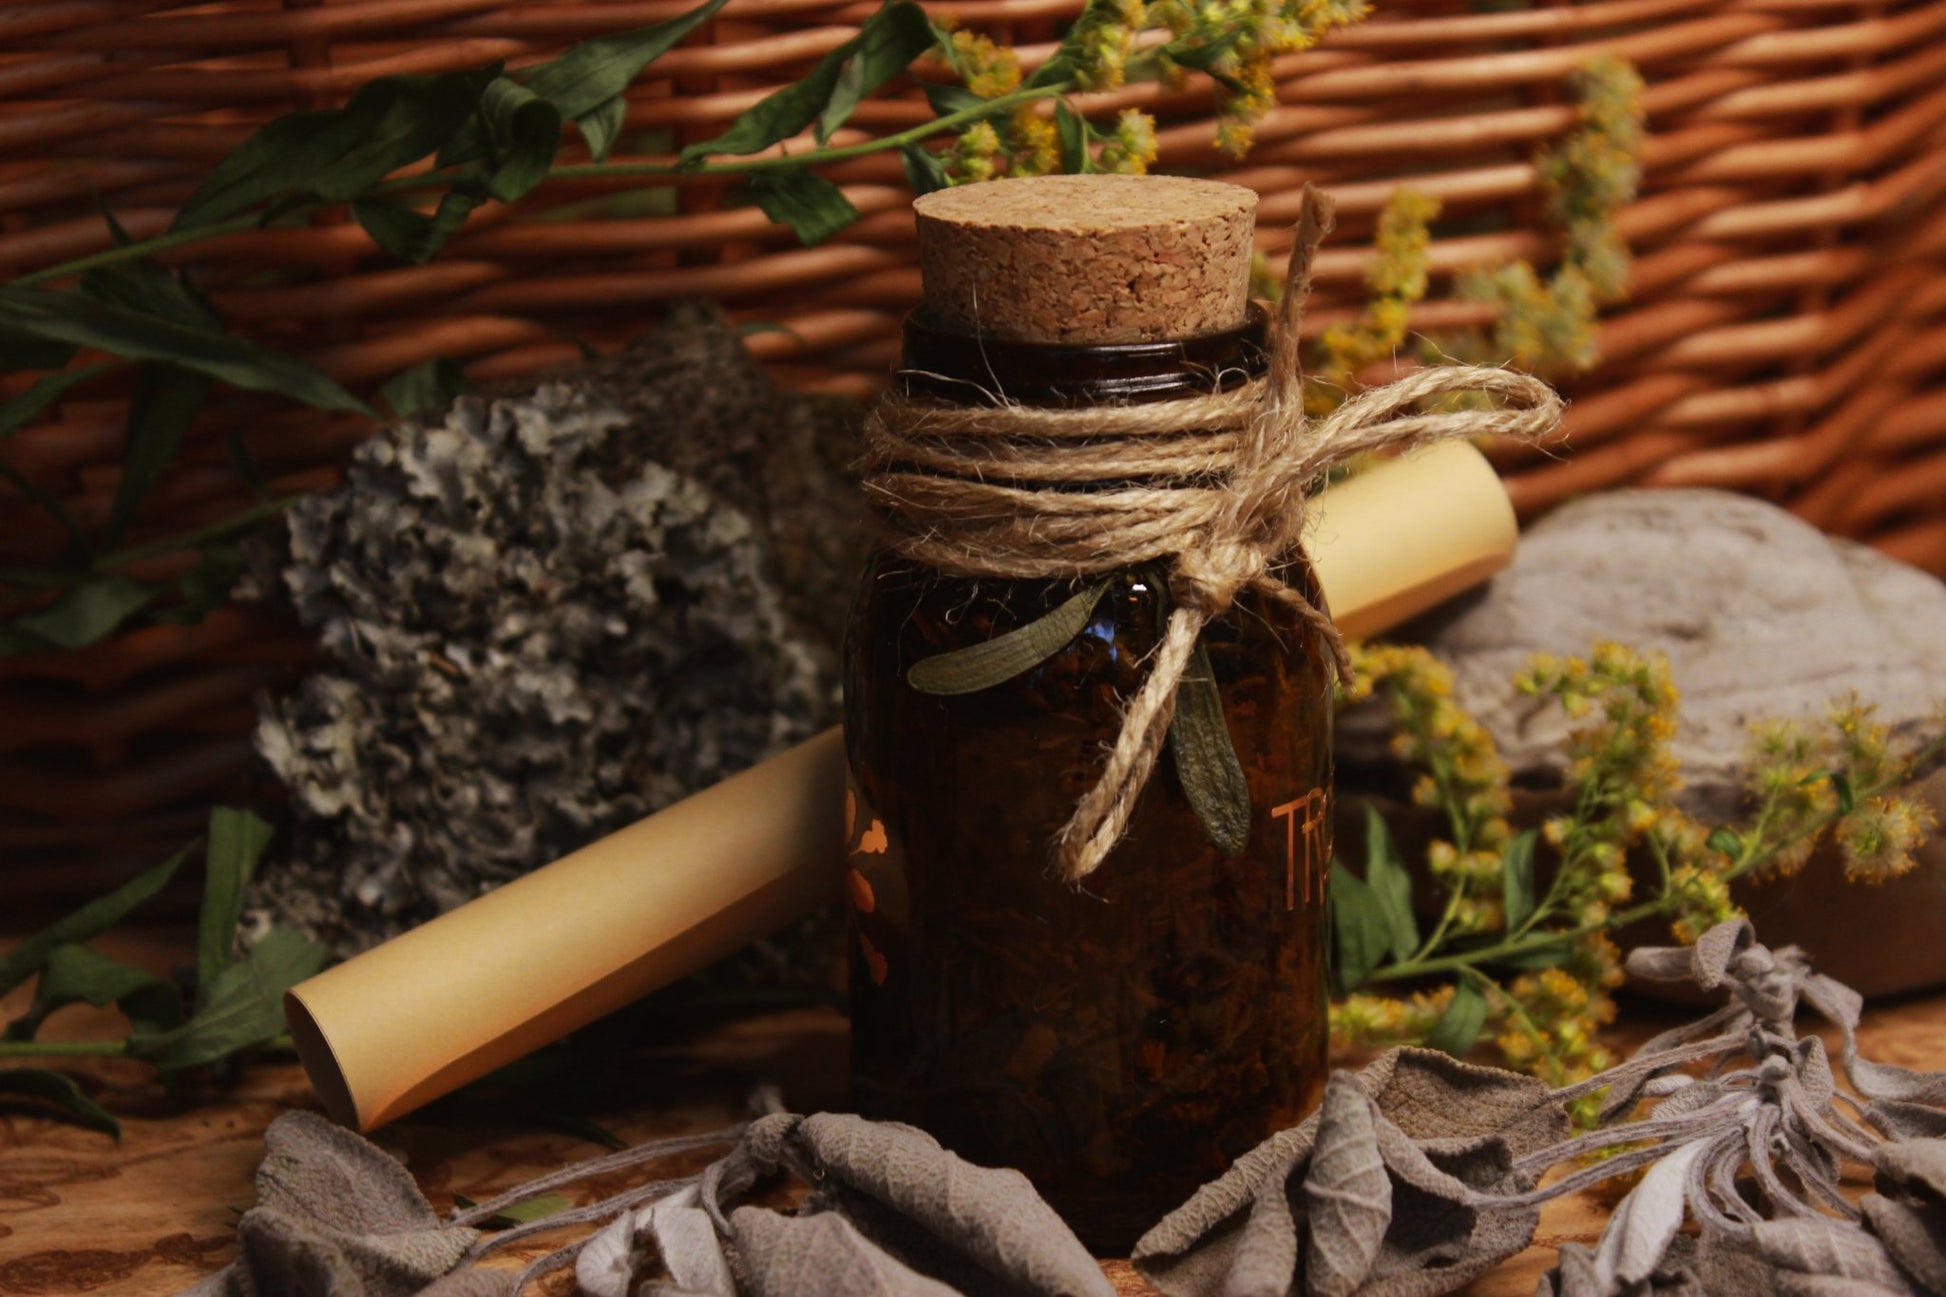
[1272,789,1328,910]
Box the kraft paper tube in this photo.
[286,439,1517,1130]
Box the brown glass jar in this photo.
[844,286,1335,1251]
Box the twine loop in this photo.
[863,187,1564,882]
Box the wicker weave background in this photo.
[3,0,1946,901]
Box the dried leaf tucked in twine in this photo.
[190,919,1946,1297]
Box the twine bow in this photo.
[863,187,1564,882]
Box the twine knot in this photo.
[1170,539,1264,619]
[863,186,1564,882]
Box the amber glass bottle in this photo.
[844,176,1334,1253]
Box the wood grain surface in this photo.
[5,931,1945,1297]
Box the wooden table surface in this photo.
[6,932,1946,1297]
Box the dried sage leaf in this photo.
[1860,1195,1946,1295]
[1592,1138,1709,1290]
[906,582,1108,695]
[1302,1074,1391,1297]
[728,1207,961,1297]
[1170,639,1251,857]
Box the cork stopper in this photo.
[913,174,1257,345]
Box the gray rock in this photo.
[1353,488,1946,823]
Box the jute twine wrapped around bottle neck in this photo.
[863,187,1564,882]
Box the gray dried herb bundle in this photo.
[1140,916,1946,1297]
[245,306,836,955]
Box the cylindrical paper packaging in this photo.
[287,440,1517,1130]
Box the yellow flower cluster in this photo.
[1312,189,1441,412]
[1838,795,1937,884]
[1330,985,1455,1051]
[1451,55,1646,378]
[1496,966,1616,1088]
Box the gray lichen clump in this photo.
[248,305,860,954]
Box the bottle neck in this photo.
[896,303,1269,407]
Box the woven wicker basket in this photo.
[4,0,1945,900]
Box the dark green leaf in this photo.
[0,845,191,999]
[922,83,988,118]
[1162,32,1247,92]
[228,425,272,499]
[908,582,1108,695]
[352,190,483,264]
[1705,826,1742,860]
[483,1193,571,1228]
[381,357,474,418]
[0,1069,120,1138]
[1,333,77,374]
[521,0,729,121]
[197,808,276,998]
[80,262,221,334]
[0,459,89,562]
[1362,804,1419,960]
[1424,975,1489,1057]
[6,944,184,1041]
[1055,100,1092,173]
[476,77,562,201]
[152,545,246,626]
[1026,0,1116,89]
[103,364,210,550]
[0,573,160,657]
[1171,640,1251,857]
[681,1,933,161]
[575,96,628,162]
[0,287,368,415]
[128,926,326,1072]
[900,143,950,195]
[817,48,870,144]
[175,68,499,230]
[1501,828,1539,932]
[749,167,860,246]
[0,364,116,440]
[1329,866,1391,993]
[1830,770,1856,816]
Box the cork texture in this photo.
[913,174,1257,344]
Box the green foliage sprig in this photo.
[0,0,1372,659]
[0,810,325,1136]
[1330,641,1944,1103]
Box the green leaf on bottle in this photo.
[681,1,934,162]
[476,77,563,201]
[575,96,629,163]
[1055,100,1093,173]
[1705,826,1742,860]
[748,168,860,247]
[1171,639,1251,857]
[907,581,1108,695]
